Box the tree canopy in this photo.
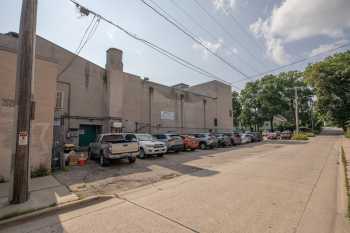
[236,71,313,131]
[304,51,350,130]
[232,50,349,132]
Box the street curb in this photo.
[0,195,114,227]
[334,143,350,233]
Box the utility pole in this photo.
[294,87,299,134]
[310,98,314,132]
[9,0,38,204]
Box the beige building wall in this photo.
[0,49,57,181]
[0,33,233,153]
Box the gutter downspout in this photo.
[57,81,71,129]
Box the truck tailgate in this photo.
[111,142,139,154]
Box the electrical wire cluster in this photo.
[66,0,350,90]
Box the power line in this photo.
[233,41,350,84]
[191,0,270,70]
[139,0,251,80]
[68,0,241,90]
[227,13,266,54]
[167,0,261,74]
[57,15,100,80]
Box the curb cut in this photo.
[0,195,114,227]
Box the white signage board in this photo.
[161,111,175,120]
[113,121,123,128]
[18,131,28,146]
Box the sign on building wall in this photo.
[112,121,123,128]
[160,111,175,120]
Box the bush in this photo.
[305,132,315,137]
[292,133,309,140]
[31,165,50,178]
[345,128,350,139]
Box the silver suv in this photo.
[191,133,218,149]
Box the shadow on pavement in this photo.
[53,139,304,198]
[262,140,309,145]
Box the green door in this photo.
[79,125,97,147]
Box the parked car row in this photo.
[263,131,292,140]
[88,131,263,166]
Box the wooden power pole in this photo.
[9,0,38,204]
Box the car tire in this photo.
[157,153,164,157]
[190,148,196,151]
[128,157,136,163]
[99,155,110,167]
[200,143,206,150]
[139,149,145,159]
[87,149,92,160]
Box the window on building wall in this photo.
[229,110,233,117]
[56,91,64,110]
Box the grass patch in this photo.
[292,133,309,140]
[305,132,315,137]
[345,129,350,139]
[341,146,350,219]
[31,165,50,178]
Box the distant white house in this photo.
[262,115,288,131]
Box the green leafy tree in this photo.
[304,51,350,130]
[258,75,288,131]
[238,71,313,132]
[239,81,264,131]
[232,91,241,127]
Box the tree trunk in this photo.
[270,117,274,132]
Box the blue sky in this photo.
[1,0,350,90]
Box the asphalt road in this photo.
[1,135,344,233]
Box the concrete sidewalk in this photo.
[0,176,78,221]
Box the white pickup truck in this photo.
[88,133,139,166]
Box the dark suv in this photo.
[153,133,184,152]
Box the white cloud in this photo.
[225,47,239,56]
[250,18,290,65]
[193,38,224,58]
[211,0,237,14]
[310,40,349,57]
[249,0,350,64]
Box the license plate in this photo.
[110,153,130,158]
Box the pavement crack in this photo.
[120,197,201,233]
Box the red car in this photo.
[280,131,292,140]
[266,132,278,140]
[180,135,199,151]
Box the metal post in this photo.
[310,99,314,132]
[294,87,299,134]
[9,0,38,204]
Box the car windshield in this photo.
[136,134,154,141]
[169,134,181,140]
